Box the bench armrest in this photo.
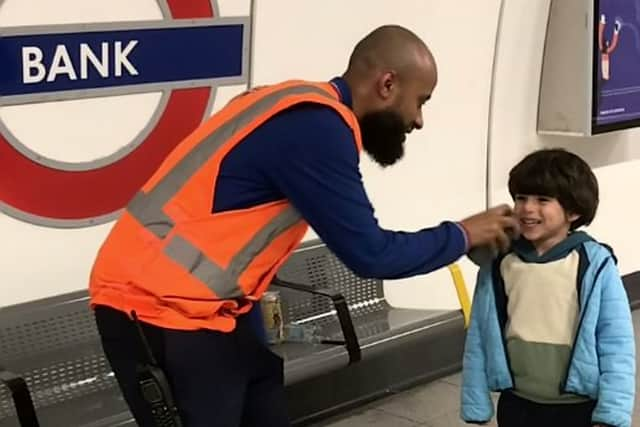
[0,366,40,427]
[272,277,361,364]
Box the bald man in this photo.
[91,25,518,427]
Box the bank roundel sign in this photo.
[0,1,250,228]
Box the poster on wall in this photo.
[593,0,640,133]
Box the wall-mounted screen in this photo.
[592,0,640,133]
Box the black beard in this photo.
[359,109,407,167]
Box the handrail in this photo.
[447,263,471,328]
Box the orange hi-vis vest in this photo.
[89,80,363,332]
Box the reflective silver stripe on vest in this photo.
[127,191,174,239]
[164,235,240,298]
[128,84,332,238]
[127,84,333,296]
[164,206,302,298]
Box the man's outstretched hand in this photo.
[459,204,520,255]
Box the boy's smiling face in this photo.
[514,194,580,255]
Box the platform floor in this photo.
[313,310,640,427]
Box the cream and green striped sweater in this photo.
[499,233,592,404]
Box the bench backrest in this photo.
[276,240,387,328]
[0,293,97,362]
[0,292,113,420]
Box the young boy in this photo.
[460,148,635,427]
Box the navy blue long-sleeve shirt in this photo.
[213,77,468,280]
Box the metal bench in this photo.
[273,240,463,383]
[0,292,129,427]
[274,241,467,424]
[0,240,468,426]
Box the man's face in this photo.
[360,58,437,167]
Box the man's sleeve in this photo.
[262,105,467,279]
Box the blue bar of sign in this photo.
[0,24,245,96]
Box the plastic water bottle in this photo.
[284,323,323,344]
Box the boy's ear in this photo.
[567,212,581,223]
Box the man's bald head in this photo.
[346,25,436,79]
[342,25,438,168]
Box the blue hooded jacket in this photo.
[461,232,635,426]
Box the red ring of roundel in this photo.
[0,0,214,221]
